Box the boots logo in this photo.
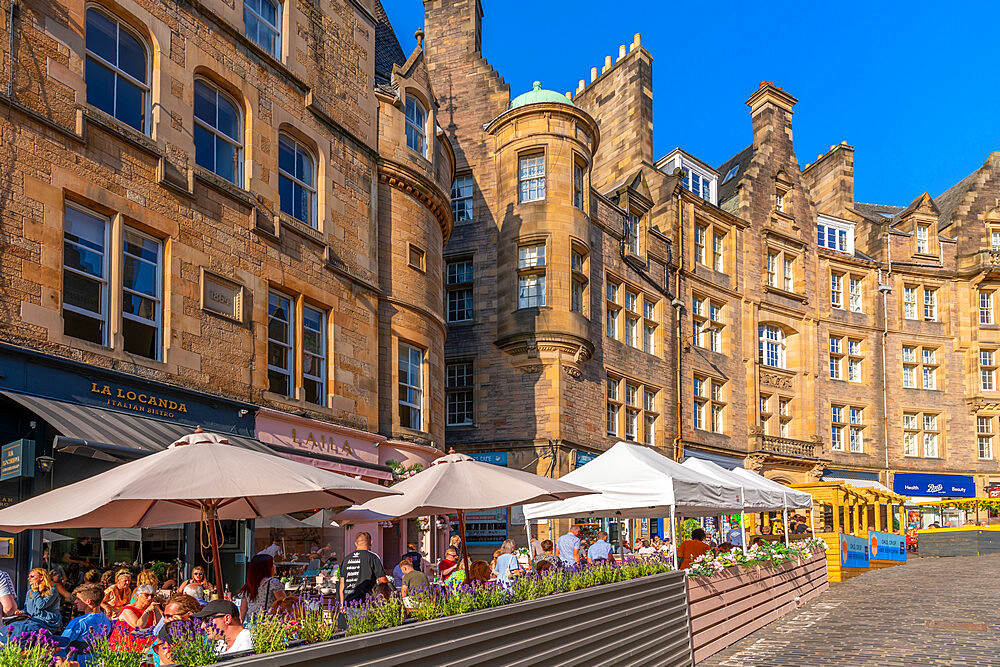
[927,483,944,493]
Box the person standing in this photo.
[400,542,423,571]
[257,540,282,559]
[727,520,744,548]
[679,528,711,569]
[492,540,523,589]
[529,536,544,559]
[238,554,285,621]
[338,532,388,611]
[556,525,582,566]
[587,531,615,564]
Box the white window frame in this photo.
[981,291,995,325]
[446,258,474,323]
[193,78,244,185]
[519,154,545,203]
[62,203,110,346]
[267,290,295,398]
[916,224,930,254]
[398,342,424,431]
[85,7,151,134]
[903,286,917,320]
[849,277,863,313]
[277,133,317,228]
[121,227,163,360]
[758,324,786,369]
[405,96,427,156]
[244,0,281,58]
[817,215,854,254]
[301,304,326,406]
[452,174,473,223]
[924,288,937,321]
[831,273,843,309]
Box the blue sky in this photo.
[381,0,1000,206]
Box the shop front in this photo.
[254,410,443,570]
[893,472,976,529]
[0,343,261,594]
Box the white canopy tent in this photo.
[682,458,789,552]
[729,467,815,542]
[522,442,744,566]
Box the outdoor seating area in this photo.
[0,436,834,666]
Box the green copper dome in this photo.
[510,81,576,109]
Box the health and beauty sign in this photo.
[869,531,906,562]
[840,533,870,568]
[892,473,976,497]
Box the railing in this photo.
[754,435,817,458]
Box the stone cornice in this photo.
[378,160,454,244]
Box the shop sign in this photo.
[468,452,507,466]
[465,508,507,545]
[987,487,1000,499]
[575,451,597,468]
[869,531,906,562]
[255,410,380,465]
[892,473,975,498]
[840,533,870,568]
[0,440,34,481]
[89,382,188,418]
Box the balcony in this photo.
[752,435,818,459]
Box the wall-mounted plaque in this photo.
[201,269,244,322]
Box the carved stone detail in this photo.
[562,365,582,379]
[806,462,826,481]
[520,365,543,374]
[744,453,767,473]
[760,371,793,390]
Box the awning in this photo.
[682,448,746,470]
[1,390,270,457]
[824,477,895,495]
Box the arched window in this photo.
[194,79,243,185]
[244,0,281,58]
[85,7,149,133]
[404,96,426,156]
[758,324,786,369]
[278,134,316,228]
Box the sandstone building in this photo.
[0,0,448,580]
[421,0,1000,544]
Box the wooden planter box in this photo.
[686,552,829,663]
[225,570,694,666]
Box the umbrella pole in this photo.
[206,506,224,598]
[783,508,790,546]
[457,510,470,574]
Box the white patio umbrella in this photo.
[334,452,598,571]
[0,428,400,589]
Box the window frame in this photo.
[451,174,474,223]
[398,342,425,431]
[518,153,545,203]
[277,133,317,228]
[758,324,786,369]
[193,78,244,185]
[301,304,327,406]
[62,202,111,347]
[404,95,428,157]
[517,242,546,309]
[121,226,163,360]
[266,290,296,398]
[445,360,474,427]
[243,0,282,59]
[84,6,151,134]
[446,257,474,323]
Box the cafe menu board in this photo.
[840,533,870,569]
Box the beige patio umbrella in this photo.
[0,428,400,590]
[334,452,599,572]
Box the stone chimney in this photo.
[746,81,797,152]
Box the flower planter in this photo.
[686,551,828,663]
[223,570,694,666]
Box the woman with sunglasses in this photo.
[178,567,213,601]
[6,568,62,635]
[116,584,161,631]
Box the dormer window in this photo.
[405,96,427,156]
[817,215,855,254]
[658,150,717,205]
[682,169,713,203]
[775,192,785,213]
[916,224,930,254]
[991,230,1000,251]
[722,165,739,183]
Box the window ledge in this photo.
[193,166,256,207]
[82,104,161,158]
[764,285,808,303]
[446,320,476,327]
[261,390,334,415]
[278,211,324,246]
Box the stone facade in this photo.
[422,0,1000,527]
[0,0,448,448]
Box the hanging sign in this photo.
[0,440,34,481]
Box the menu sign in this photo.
[0,440,34,481]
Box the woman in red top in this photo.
[116,585,160,631]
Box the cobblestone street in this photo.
[699,555,1000,666]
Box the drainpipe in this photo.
[7,0,18,98]
[880,226,893,485]
[672,193,684,461]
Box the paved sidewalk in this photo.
[698,554,1000,666]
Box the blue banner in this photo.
[840,533,870,568]
[892,473,975,497]
[575,451,598,468]
[467,451,507,466]
[869,531,906,562]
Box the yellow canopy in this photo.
[916,497,1000,511]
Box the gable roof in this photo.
[717,145,754,204]
[372,0,406,86]
[934,168,982,230]
[895,191,939,221]
[853,202,904,224]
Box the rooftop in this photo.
[510,81,575,110]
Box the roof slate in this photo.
[717,145,754,204]
[372,0,406,87]
[934,168,982,230]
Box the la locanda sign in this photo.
[90,382,188,418]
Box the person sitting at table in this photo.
[54,583,110,666]
[532,539,558,567]
[116,584,160,632]
[467,560,492,585]
[636,539,655,555]
[717,542,735,554]
[750,536,765,548]
[679,529,711,569]
[438,547,459,580]
[178,566,213,601]
[441,548,466,589]
[7,568,63,635]
[100,569,132,619]
[129,570,159,605]
[238,554,285,621]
